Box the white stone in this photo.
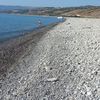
[47,78,58,82]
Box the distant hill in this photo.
[0,5,100,18]
[0,5,28,10]
[0,5,54,11]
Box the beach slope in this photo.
[1,18,100,100]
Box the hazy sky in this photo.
[0,0,100,7]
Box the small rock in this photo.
[87,91,91,96]
[67,23,70,25]
[44,66,53,71]
[0,89,2,93]
[5,95,11,100]
[45,90,51,95]
[12,91,17,96]
[47,77,58,82]
[40,97,48,100]
[44,66,49,71]
[50,67,53,70]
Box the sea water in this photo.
[0,13,61,41]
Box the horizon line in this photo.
[0,4,100,8]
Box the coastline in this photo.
[0,12,60,18]
[0,22,60,78]
[1,12,100,19]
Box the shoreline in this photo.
[0,25,49,43]
[0,12,60,18]
[1,12,100,19]
[0,22,60,78]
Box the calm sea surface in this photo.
[0,13,60,41]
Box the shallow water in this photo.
[0,13,60,41]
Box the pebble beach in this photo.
[1,17,100,100]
